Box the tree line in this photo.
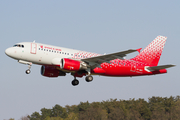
[9,96,180,120]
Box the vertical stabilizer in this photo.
[132,36,167,66]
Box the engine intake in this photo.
[61,58,88,71]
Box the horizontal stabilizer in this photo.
[146,64,175,71]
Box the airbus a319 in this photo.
[5,36,175,86]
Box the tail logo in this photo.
[133,36,167,66]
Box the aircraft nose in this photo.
[5,48,12,56]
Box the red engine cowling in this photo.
[41,66,66,77]
[61,58,87,71]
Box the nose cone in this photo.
[5,48,12,57]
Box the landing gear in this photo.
[85,70,93,82]
[72,79,79,86]
[85,75,93,82]
[26,69,31,74]
[71,69,93,86]
[25,63,32,74]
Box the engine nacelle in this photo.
[61,58,88,71]
[41,66,66,77]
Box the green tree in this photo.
[29,112,41,120]
[44,116,63,120]
[27,96,180,120]
[171,99,180,120]
[78,101,90,112]
[41,108,52,119]
[65,112,78,120]
[51,104,67,118]
[79,106,107,120]
[65,105,79,114]
[108,107,126,120]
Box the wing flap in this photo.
[146,64,175,71]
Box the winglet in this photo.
[136,48,142,53]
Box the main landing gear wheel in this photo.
[26,69,31,74]
[72,79,79,86]
[85,75,93,82]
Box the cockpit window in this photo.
[13,44,24,48]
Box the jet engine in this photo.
[61,58,88,71]
[41,66,66,77]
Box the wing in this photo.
[81,49,137,68]
[146,64,175,71]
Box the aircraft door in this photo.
[30,43,37,54]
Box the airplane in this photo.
[5,36,175,86]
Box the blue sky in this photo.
[0,0,180,119]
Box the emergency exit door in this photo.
[30,43,37,54]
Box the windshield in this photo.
[13,44,24,48]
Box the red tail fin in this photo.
[132,36,167,66]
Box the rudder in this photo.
[132,36,167,66]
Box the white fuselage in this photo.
[5,42,100,66]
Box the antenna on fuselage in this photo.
[33,40,36,43]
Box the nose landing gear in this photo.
[25,63,32,74]
[18,60,32,74]
[26,69,31,74]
